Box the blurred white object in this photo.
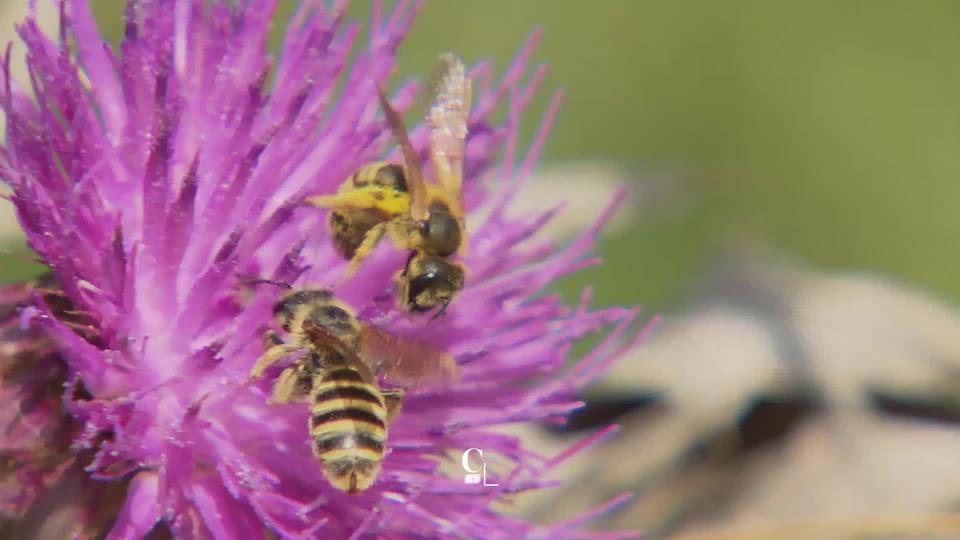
[793,271,960,408]
[468,161,688,242]
[514,243,960,537]
[500,161,634,239]
[596,307,791,435]
[651,244,960,414]
[722,409,960,525]
[667,409,960,539]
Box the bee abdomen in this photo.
[310,408,386,431]
[313,431,385,456]
[309,369,389,461]
[310,408,388,462]
[312,385,384,406]
[321,367,367,383]
[329,210,368,260]
[350,162,407,192]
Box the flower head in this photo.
[0,1,649,538]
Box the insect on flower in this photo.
[305,54,471,317]
[0,0,651,538]
[248,287,458,494]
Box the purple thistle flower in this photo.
[0,1,651,538]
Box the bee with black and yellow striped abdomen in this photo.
[248,289,459,494]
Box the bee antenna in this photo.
[430,301,450,321]
[401,251,417,277]
[241,277,293,289]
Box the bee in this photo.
[248,288,459,494]
[321,162,410,262]
[304,54,471,316]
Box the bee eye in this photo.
[406,274,440,311]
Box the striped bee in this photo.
[248,289,459,494]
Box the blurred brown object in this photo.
[510,244,960,539]
[0,276,131,539]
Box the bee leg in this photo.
[263,330,283,348]
[346,222,387,277]
[302,195,335,208]
[269,366,302,404]
[382,388,405,423]
[304,190,382,210]
[429,301,450,321]
[384,217,423,252]
[391,266,413,312]
[249,341,298,380]
[303,193,358,209]
[271,363,315,404]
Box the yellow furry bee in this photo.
[305,54,471,317]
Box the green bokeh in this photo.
[4,0,960,312]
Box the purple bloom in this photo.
[0,1,650,538]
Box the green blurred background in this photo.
[4,0,960,312]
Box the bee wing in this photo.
[301,320,378,385]
[359,324,460,388]
[376,86,430,222]
[427,54,471,218]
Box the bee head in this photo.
[401,255,465,314]
[423,202,461,257]
[305,302,359,342]
[323,458,381,494]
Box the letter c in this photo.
[462,448,483,474]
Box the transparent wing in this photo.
[359,324,460,388]
[377,86,429,222]
[427,53,471,216]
